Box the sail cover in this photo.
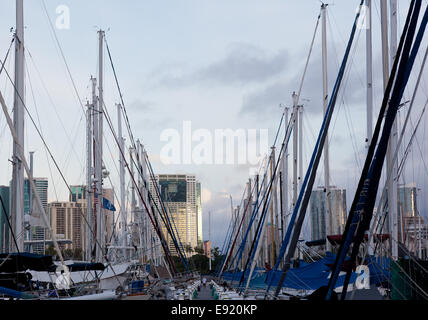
[263,252,358,290]
[0,253,54,273]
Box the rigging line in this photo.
[402,117,428,176]
[296,7,322,102]
[0,38,13,76]
[328,5,367,90]
[398,104,428,177]
[103,37,137,152]
[40,0,86,113]
[25,48,86,175]
[25,56,60,202]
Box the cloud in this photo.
[127,99,155,113]
[155,43,290,88]
[194,44,289,85]
[238,44,377,119]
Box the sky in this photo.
[0,0,427,251]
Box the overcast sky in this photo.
[0,1,427,250]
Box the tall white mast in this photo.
[389,0,399,260]
[292,92,299,211]
[129,147,136,255]
[365,0,375,256]
[322,3,333,252]
[281,106,289,241]
[270,146,277,266]
[95,30,105,263]
[117,103,127,260]
[209,211,211,271]
[380,0,399,259]
[298,105,303,193]
[86,92,94,261]
[366,0,373,147]
[137,140,144,259]
[11,0,25,252]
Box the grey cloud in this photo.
[157,43,290,87]
[239,44,381,118]
[128,99,155,113]
[195,44,289,85]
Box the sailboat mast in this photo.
[322,3,333,252]
[281,106,289,242]
[11,0,25,253]
[209,211,211,271]
[381,0,399,260]
[86,96,93,261]
[366,0,373,147]
[117,103,127,260]
[95,30,105,263]
[365,0,374,256]
[389,0,400,261]
[292,92,298,210]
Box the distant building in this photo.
[150,174,201,256]
[399,183,418,218]
[23,178,48,255]
[47,187,115,255]
[309,186,347,241]
[48,201,87,255]
[196,182,203,246]
[0,186,10,253]
[402,216,428,259]
[203,240,211,258]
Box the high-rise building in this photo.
[203,240,211,258]
[399,183,418,218]
[0,186,10,253]
[150,174,201,256]
[196,182,203,246]
[47,187,115,254]
[23,178,48,254]
[309,186,347,241]
[48,201,87,254]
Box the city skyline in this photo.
[0,1,427,252]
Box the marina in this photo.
[0,0,427,303]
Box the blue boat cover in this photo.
[366,255,390,285]
[254,252,358,290]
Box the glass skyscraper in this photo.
[150,174,202,256]
[309,186,347,241]
[0,186,10,253]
